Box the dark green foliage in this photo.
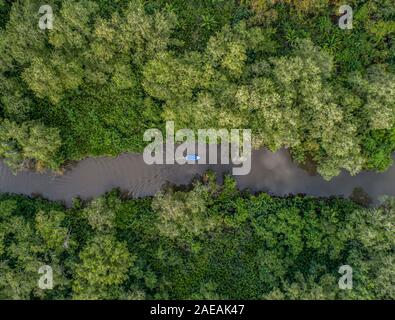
[144,0,244,52]
[0,0,11,29]
[362,128,395,171]
[0,175,393,300]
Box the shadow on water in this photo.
[0,148,394,206]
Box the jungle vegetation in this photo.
[0,0,394,179]
[0,173,393,299]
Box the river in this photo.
[0,148,394,206]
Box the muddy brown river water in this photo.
[0,148,394,206]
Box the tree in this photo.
[152,182,216,240]
[35,210,72,254]
[0,119,62,172]
[0,197,69,299]
[82,196,119,233]
[72,234,133,299]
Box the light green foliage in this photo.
[0,119,61,172]
[72,234,133,299]
[350,65,395,131]
[82,196,119,232]
[143,21,278,131]
[152,182,215,239]
[143,32,390,179]
[35,210,71,253]
[23,56,84,104]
